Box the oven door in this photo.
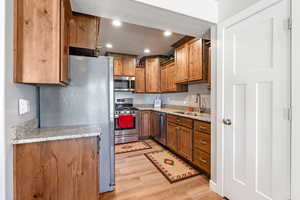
[114,114,136,130]
[114,77,135,92]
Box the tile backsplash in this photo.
[115,84,211,110]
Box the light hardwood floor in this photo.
[101,140,222,200]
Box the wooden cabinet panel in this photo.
[122,56,136,77]
[175,44,189,83]
[194,120,211,134]
[194,131,211,154]
[166,63,176,91]
[69,12,101,50]
[60,0,71,84]
[167,114,193,129]
[145,58,161,93]
[14,137,99,200]
[113,56,123,76]
[161,67,167,92]
[14,0,70,84]
[177,126,193,161]
[140,111,151,138]
[135,67,145,93]
[167,122,178,151]
[188,39,203,81]
[193,149,210,174]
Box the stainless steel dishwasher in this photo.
[152,111,166,145]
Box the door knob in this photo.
[223,118,232,126]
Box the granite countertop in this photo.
[136,107,211,122]
[12,124,101,145]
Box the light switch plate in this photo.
[19,99,30,115]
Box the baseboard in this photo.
[209,180,218,193]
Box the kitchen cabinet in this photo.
[108,53,137,77]
[167,122,178,151]
[175,44,189,83]
[174,38,210,84]
[193,120,211,174]
[188,39,204,82]
[145,57,161,93]
[14,0,71,85]
[14,137,99,200]
[135,67,146,93]
[207,41,212,86]
[161,66,168,92]
[167,115,193,160]
[177,126,193,161]
[164,62,188,93]
[69,12,101,50]
[140,111,152,139]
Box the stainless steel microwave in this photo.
[114,77,135,92]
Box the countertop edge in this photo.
[12,132,101,145]
[137,108,211,122]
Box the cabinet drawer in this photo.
[194,121,211,134]
[193,149,210,174]
[194,131,211,154]
[167,115,193,129]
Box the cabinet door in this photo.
[167,122,178,151]
[175,44,189,83]
[135,67,145,93]
[14,0,61,84]
[177,126,193,161]
[146,58,161,93]
[113,56,123,76]
[140,111,151,138]
[188,39,203,82]
[122,56,136,77]
[161,67,167,92]
[69,12,101,50]
[60,0,71,84]
[166,63,176,91]
[14,137,99,200]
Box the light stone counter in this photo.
[136,107,211,122]
[12,124,101,145]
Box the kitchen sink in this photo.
[173,111,205,117]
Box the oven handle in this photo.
[115,114,136,118]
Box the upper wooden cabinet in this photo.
[14,0,71,85]
[135,67,145,93]
[161,61,188,93]
[175,44,189,83]
[188,39,204,82]
[145,57,161,93]
[175,38,210,84]
[108,53,137,77]
[69,12,101,50]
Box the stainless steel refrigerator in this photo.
[39,55,115,193]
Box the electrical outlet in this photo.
[19,99,30,115]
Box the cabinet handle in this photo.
[200,140,207,145]
[199,126,207,130]
[201,159,208,164]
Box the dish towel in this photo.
[118,114,134,128]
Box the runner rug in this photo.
[115,141,152,154]
[144,150,199,183]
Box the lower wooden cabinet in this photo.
[167,122,178,151]
[193,148,210,173]
[177,126,193,161]
[139,111,152,139]
[14,137,99,200]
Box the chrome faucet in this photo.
[196,93,206,113]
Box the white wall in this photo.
[133,0,218,23]
[291,0,300,199]
[4,0,38,199]
[218,0,261,21]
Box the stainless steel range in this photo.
[114,98,139,144]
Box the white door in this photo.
[221,0,291,200]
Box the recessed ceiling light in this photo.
[112,20,122,27]
[106,43,113,48]
[144,49,151,53]
[163,31,172,37]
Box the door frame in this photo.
[216,0,292,196]
[0,0,6,199]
